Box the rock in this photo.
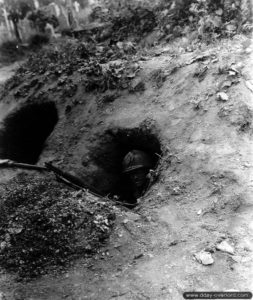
[226,24,237,32]
[228,70,237,76]
[216,240,235,254]
[194,250,214,265]
[219,80,232,90]
[8,224,23,234]
[217,92,229,101]
[99,93,119,104]
[134,253,144,260]
[171,186,181,195]
[73,190,83,198]
[124,42,135,53]
[0,241,7,252]
[229,65,241,75]
[245,47,252,54]
[116,42,123,49]
[215,8,223,16]
[124,212,141,222]
[129,78,145,93]
[197,209,202,215]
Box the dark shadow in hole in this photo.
[0,102,58,164]
[83,127,162,207]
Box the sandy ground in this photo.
[0,35,253,299]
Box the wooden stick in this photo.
[0,159,47,171]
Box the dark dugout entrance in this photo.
[82,126,162,206]
[0,102,58,164]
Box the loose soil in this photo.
[0,34,252,299]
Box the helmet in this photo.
[122,150,153,173]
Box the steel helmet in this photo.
[122,150,153,173]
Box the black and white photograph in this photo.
[0,0,252,299]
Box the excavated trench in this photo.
[81,126,162,204]
[0,102,58,164]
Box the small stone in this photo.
[124,212,141,222]
[228,70,236,76]
[171,187,181,195]
[134,253,144,260]
[5,234,11,242]
[129,78,145,93]
[217,92,229,101]
[194,250,214,265]
[73,190,83,198]
[197,209,202,215]
[0,242,7,252]
[226,24,237,32]
[216,240,235,254]
[219,80,232,90]
[245,47,252,54]
[215,8,223,16]
[145,216,152,222]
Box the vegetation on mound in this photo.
[157,0,252,40]
[0,0,251,67]
[0,175,115,279]
[1,0,252,98]
[92,0,252,41]
[0,39,140,99]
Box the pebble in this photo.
[197,209,202,215]
[171,187,181,195]
[194,250,214,265]
[217,92,229,101]
[216,240,235,254]
[226,24,237,31]
[0,242,7,252]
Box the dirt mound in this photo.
[0,13,252,299]
[89,0,252,45]
[0,38,142,102]
[0,174,115,280]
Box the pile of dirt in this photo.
[90,0,252,44]
[0,174,115,279]
[98,7,156,42]
[0,39,140,100]
[0,27,252,299]
[157,0,252,40]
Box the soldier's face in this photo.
[128,169,148,188]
